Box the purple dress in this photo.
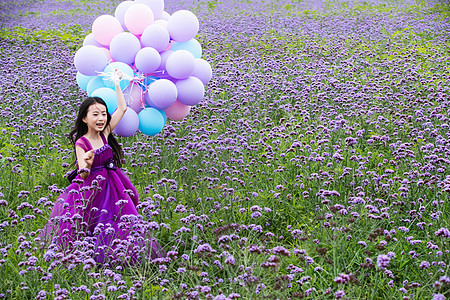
[41,132,165,264]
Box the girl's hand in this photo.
[114,69,123,84]
[83,150,94,167]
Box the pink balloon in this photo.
[110,32,141,65]
[124,4,154,36]
[92,15,123,46]
[124,83,144,113]
[166,50,195,79]
[135,47,161,74]
[74,45,108,76]
[165,100,191,120]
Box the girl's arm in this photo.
[105,70,127,136]
[75,146,94,180]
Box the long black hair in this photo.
[69,96,124,168]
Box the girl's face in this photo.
[82,103,107,133]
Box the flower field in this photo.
[0,0,449,299]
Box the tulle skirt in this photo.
[40,167,165,265]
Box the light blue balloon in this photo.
[87,76,106,96]
[76,72,95,92]
[171,39,202,58]
[102,62,134,90]
[91,87,117,115]
[159,110,167,124]
[138,108,165,136]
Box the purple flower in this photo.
[435,228,450,238]
[432,294,446,300]
[377,254,390,268]
[420,261,430,269]
[335,290,345,299]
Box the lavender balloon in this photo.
[157,50,173,71]
[165,50,195,79]
[74,45,108,76]
[176,76,205,106]
[110,32,141,65]
[114,1,134,31]
[140,24,170,52]
[113,108,139,137]
[135,47,161,74]
[145,79,177,109]
[135,0,164,19]
[192,58,212,85]
[83,33,103,47]
[124,83,144,114]
[167,10,199,42]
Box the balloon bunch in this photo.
[74,0,212,137]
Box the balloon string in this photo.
[98,71,144,85]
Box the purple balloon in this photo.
[167,10,199,42]
[140,24,170,52]
[115,1,134,30]
[110,32,141,65]
[176,76,204,106]
[192,58,212,85]
[165,50,195,79]
[113,108,139,137]
[135,47,161,74]
[157,50,173,71]
[74,45,108,76]
[145,79,177,109]
[135,0,164,19]
[124,83,144,114]
[83,33,103,47]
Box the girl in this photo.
[41,70,165,265]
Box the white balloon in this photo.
[153,19,168,29]
[159,11,170,21]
